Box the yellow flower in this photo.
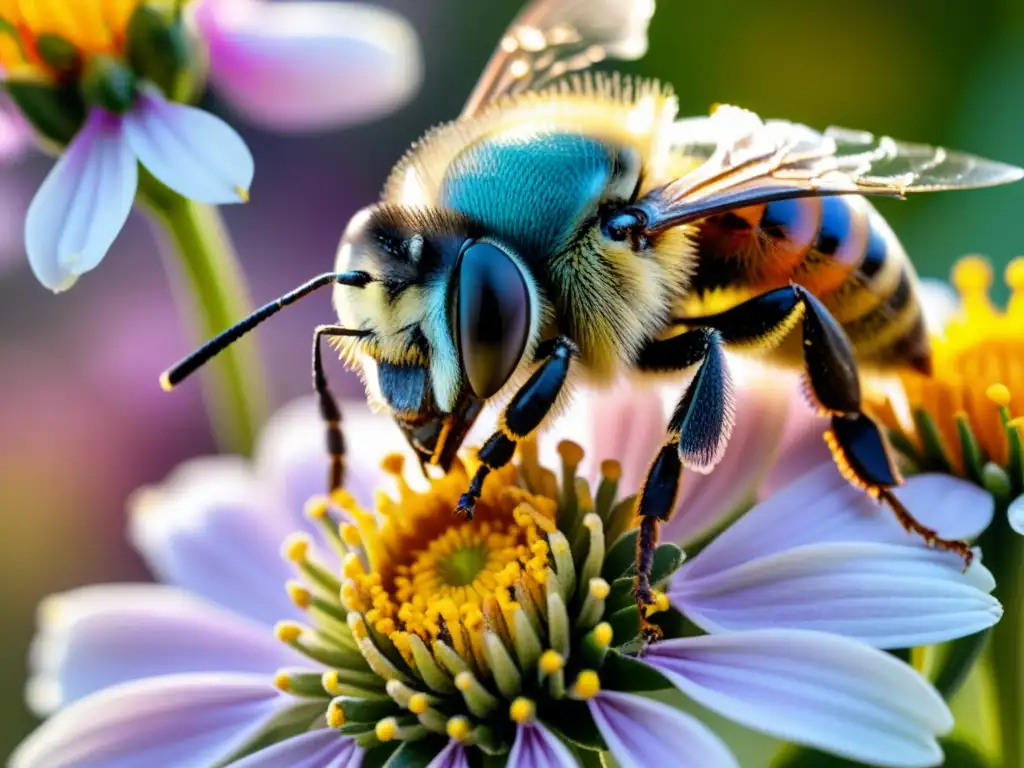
[870,255,1024,492]
[0,0,154,79]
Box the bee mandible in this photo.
[161,0,1023,637]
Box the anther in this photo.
[274,620,304,644]
[556,440,585,468]
[339,523,362,548]
[986,383,1012,408]
[286,581,312,610]
[322,670,344,696]
[273,670,292,692]
[381,453,406,476]
[375,717,398,742]
[589,578,610,600]
[572,670,601,700]
[282,533,311,563]
[952,255,993,295]
[539,650,564,675]
[509,697,536,724]
[304,496,331,520]
[599,459,622,482]
[446,716,472,743]
[593,622,613,648]
[327,698,345,728]
[408,693,429,714]
[343,552,365,579]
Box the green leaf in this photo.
[601,531,638,582]
[600,651,672,692]
[771,740,993,768]
[605,606,640,644]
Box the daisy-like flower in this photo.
[12,397,998,768]
[0,0,420,291]
[869,256,1024,528]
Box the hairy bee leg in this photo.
[684,286,972,566]
[455,336,576,519]
[633,329,734,638]
[313,325,350,494]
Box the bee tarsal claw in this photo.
[454,497,476,520]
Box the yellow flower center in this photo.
[336,454,556,668]
[871,255,1024,476]
[0,0,152,78]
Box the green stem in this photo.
[981,517,1024,768]
[138,173,267,454]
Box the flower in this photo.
[13,396,998,768]
[868,256,1024,529]
[0,0,421,291]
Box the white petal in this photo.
[128,456,301,627]
[231,729,361,767]
[644,630,952,768]
[194,0,422,132]
[588,690,739,768]
[10,673,296,768]
[253,396,413,529]
[27,584,302,714]
[672,541,1000,649]
[507,722,578,768]
[25,109,136,291]
[124,88,252,204]
[1008,493,1024,534]
[685,464,992,581]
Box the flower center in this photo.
[266,441,680,760]
[869,256,1024,492]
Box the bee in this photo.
[162,0,1023,635]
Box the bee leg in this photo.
[455,336,577,519]
[684,285,972,567]
[313,325,350,494]
[634,329,734,639]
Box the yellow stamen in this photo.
[572,670,600,700]
[274,621,303,644]
[589,578,610,600]
[599,460,622,481]
[869,255,1024,473]
[375,717,398,742]
[339,523,362,547]
[408,693,429,714]
[286,581,311,610]
[304,496,330,520]
[539,650,564,674]
[509,697,536,724]
[557,440,585,468]
[593,622,613,648]
[272,671,291,692]
[326,699,345,728]
[322,670,343,696]
[282,533,310,564]
[446,716,472,742]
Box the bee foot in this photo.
[454,494,476,521]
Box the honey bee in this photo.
[162,0,1023,634]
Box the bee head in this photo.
[335,205,541,470]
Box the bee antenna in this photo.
[160,271,374,391]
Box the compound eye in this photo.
[455,241,531,399]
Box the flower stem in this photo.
[137,172,267,454]
[981,515,1024,768]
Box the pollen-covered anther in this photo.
[326,698,346,728]
[272,670,292,692]
[375,717,399,742]
[274,620,304,644]
[509,697,536,724]
[381,453,406,477]
[593,622,614,648]
[304,496,331,520]
[343,552,365,579]
[408,693,430,714]
[557,439,586,469]
[599,459,622,481]
[286,580,312,610]
[987,383,1012,408]
[572,670,601,700]
[281,533,311,563]
[589,578,611,600]
[446,716,472,743]
[644,590,671,617]
[539,650,564,675]
[339,522,362,547]
[322,670,343,696]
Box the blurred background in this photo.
[1,0,1022,759]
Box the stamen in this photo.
[272,669,328,698]
[571,670,601,700]
[375,717,398,742]
[509,697,536,724]
[327,698,345,728]
[339,522,362,548]
[286,581,312,610]
[539,650,565,675]
[987,384,1012,408]
[446,716,472,743]
[575,577,610,630]
[454,671,499,717]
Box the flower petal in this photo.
[672,541,1000,648]
[644,630,952,768]
[194,0,422,132]
[507,722,577,768]
[128,456,302,627]
[27,584,303,714]
[588,690,738,768]
[426,740,471,768]
[25,109,136,292]
[10,673,296,768]
[231,729,361,768]
[1008,493,1024,535]
[124,89,252,204]
[686,464,993,580]
[756,397,831,501]
[253,397,414,532]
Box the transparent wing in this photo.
[640,105,1024,232]
[461,0,656,118]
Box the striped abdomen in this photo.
[688,195,930,374]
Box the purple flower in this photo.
[1,0,421,291]
[12,398,996,768]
